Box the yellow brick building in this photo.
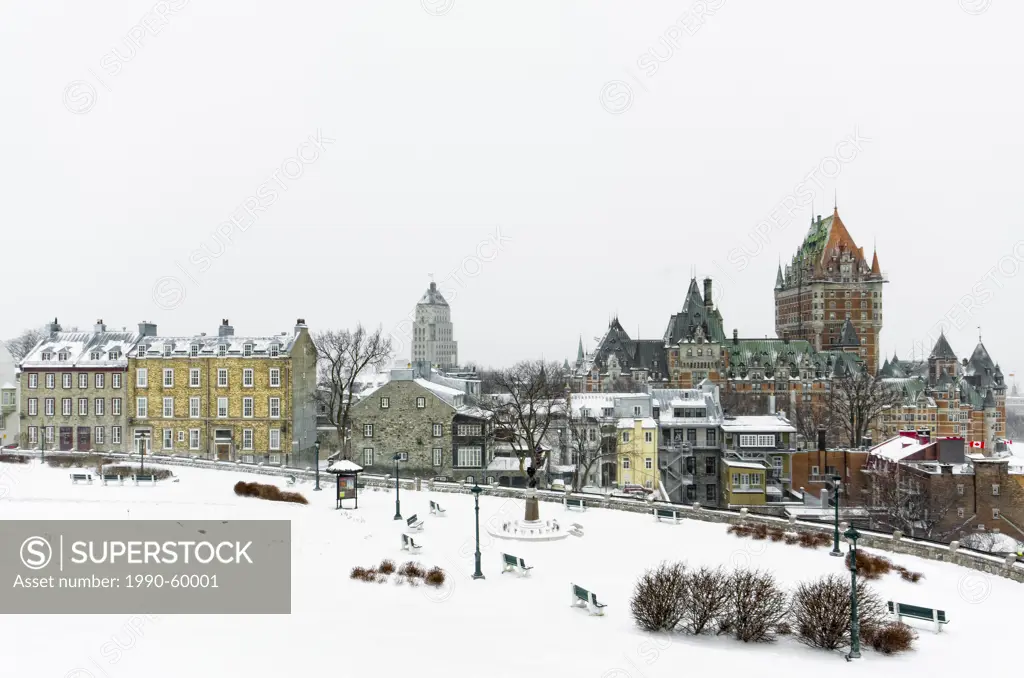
[616,417,659,491]
[126,319,316,464]
[719,458,769,506]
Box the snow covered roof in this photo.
[21,330,141,369]
[1,382,16,390]
[326,459,363,473]
[869,435,931,462]
[721,415,795,433]
[131,333,298,359]
[616,417,657,429]
[721,458,768,470]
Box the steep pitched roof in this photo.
[663,278,726,345]
[929,332,957,361]
[418,282,449,306]
[775,264,784,290]
[871,250,881,275]
[837,319,860,347]
[983,388,997,409]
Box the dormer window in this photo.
[163,343,172,357]
[269,344,280,358]
[137,345,147,358]
[108,349,121,360]
[41,352,53,361]
[219,344,227,356]
[89,351,101,360]
[58,352,68,361]
[243,343,253,357]
[190,344,200,358]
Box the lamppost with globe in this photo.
[392,453,402,520]
[471,482,485,580]
[845,525,862,661]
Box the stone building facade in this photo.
[125,319,316,464]
[0,343,19,449]
[349,371,489,481]
[19,319,139,453]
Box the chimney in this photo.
[294,318,307,334]
[732,329,739,345]
[816,214,822,226]
[47,318,62,335]
[703,277,713,309]
[768,394,775,415]
[817,428,827,452]
[917,428,930,444]
[219,319,234,337]
[940,464,953,475]
[94,319,106,333]
[430,282,437,292]
[137,321,157,337]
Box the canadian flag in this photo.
[970,441,985,449]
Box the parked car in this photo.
[622,483,653,496]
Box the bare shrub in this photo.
[750,523,769,540]
[727,524,752,538]
[846,550,892,580]
[783,533,800,545]
[725,569,789,643]
[234,480,308,505]
[630,561,689,632]
[379,559,396,575]
[767,527,785,542]
[791,574,886,650]
[894,566,923,583]
[812,532,833,547]
[797,532,821,549]
[680,566,729,635]
[399,561,426,579]
[866,621,916,654]
[0,453,30,464]
[350,566,370,581]
[424,567,446,587]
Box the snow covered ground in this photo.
[1,461,1019,677]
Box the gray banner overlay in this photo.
[1,521,290,614]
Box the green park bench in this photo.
[132,474,156,485]
[430,500,446,516]
[501,553,533,576]
[70,473,93,484]
[101,474,123,486]
[401,533,423,552]
[406,514,424,531]
[570,583,606,616]
[887,601,949,632]
[563,497,586,512]
[653,507,682,523]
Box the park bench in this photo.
[286,475,297,486]
[653,507,682,523]
[401,533,423,552]
[887,601,949,633]
[132,474,157,486]
[501,553,533,576]
[407,514,424,531]
[430,501,447,516]
[570,583,607,616]
[563,497,586,512]
[569,522,584,537]
[70,473,93,485]
[101,474,123,486]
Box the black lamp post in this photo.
[471,483,485,580]
[830,476,842,557]
[392,453,402,520]
[138,436,145,474]
[845,525,862,661]
[313,440,321,491]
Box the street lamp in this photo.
[830,476,842,557]
[313,440,321,491]
[138,437,145,474]
[392,453,402,520]
[845,525,862,661]
[471,482,485,580]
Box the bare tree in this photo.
[832,371,903,448]
[605,374,641,393]
[720,387,772,416]
[790,392,843,450]
[5,325,46,363]
[863,463,964,539]
[481,360,568,477]
[563,393,617,490]
[312,325,394,461]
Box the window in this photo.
[992,484,1000,496]
[218,344,227,356]
[45,398,55,416]
[109,349,121,360]
[457,424,482,436]
[707,429,716,446]
[243,343,253,357]
[993,509,1001,520]
[751,474,762,487]
[645,457,653,469]
[242,398,253,418]
[62,398,72,416]
[45,426,54,443]
[162,368,173,388]
[45,373,55,389]
[457,447,482,467]
[269,344,280,358]
[136,397,148,418]
[588,428,597,442]
[957,484,964,496]
[433,448,443,466]
[243,369,254,387]
[705,456,716,474]
[112,373,121,389]
[217,369,228,387]
[28,398,38,416]
[190,344,200,358]
[63,374,72,389]
[242,429,253,450]
[58,352,68,362]
[380,397,390,409]
[363,448,374,466]
[111,426,121,444]
[94,398,104,416]
[645,480,653,489]
[190,369,200,387]
[622,431,631,443]
[269,398,280,418]
[432,423,443,437]
[686,485,697,501]
[41,352,53,361]
[189,429,201,450]
[269,428,281,450]
[269,368,280,387]
[269,453,281,465]
[163,429,173,450]
[633,406,642,416]
[184,397,198,419]
[416,397,426,409]
[137,369,148,387]
[78,373,88,389]
[217,398,228,418]
[29,374,38,389]
[93,373,104,389]
[162,343,172,357]
[644,431,653,443]
[363,424,373,438]
[957,507,965,518]
[622,456,631,469]
[28,426,38,444]
[163,397,174,418]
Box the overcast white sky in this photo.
[2,0,1022,380]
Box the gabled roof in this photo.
[21,330,141,368]
[837,319,860,347]
[929,333,957,361]
[131,333,298,359]
[662,278,726,345]
[418,282,449,307]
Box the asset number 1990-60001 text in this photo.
[125,574,219,588]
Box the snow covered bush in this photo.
[378,559,396,575]
[630,561,689,632]
[679,566,730,635]
[424,567,446,588]
[723,568,789,643]
[233,480,308,505]
[791,574,886,650]
[863,621,916,654]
